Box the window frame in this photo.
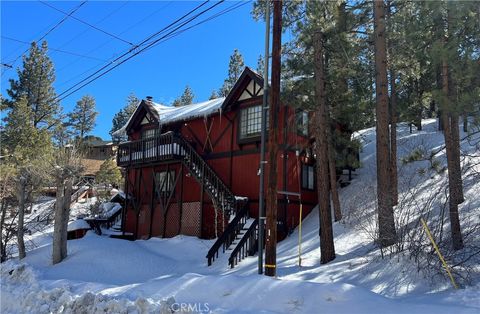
[301,164,315,190]
[238,104,269,143]
[141,128,158,140]
[154,170,176,195]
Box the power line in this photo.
[146,1,251,53]
[56,0,229,101]
[39,0,134,46]
[2,36,107,62]
[55,1,173,88]
[1,1,87,75]
[56,0,213,100]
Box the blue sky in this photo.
[1,1,267,140]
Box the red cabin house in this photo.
[116,68,318,266]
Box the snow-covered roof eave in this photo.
[112,98,225,138]
[151,97,225,126]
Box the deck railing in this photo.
[117,131,180,166]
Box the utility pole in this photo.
[265,0,282,277]
[258,0,270,275]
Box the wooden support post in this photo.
[265,0,282,277]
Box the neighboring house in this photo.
[116,68,318,247]
[81,140,118,180]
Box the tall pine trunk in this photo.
[451,113,464,204]
[374,0,396,247]
[441,61,464,250]
[52,177,65,264]
[328,132,342,222]
[16,177,27,259]
[389,68,398,206]
[440,5,464,250]
[314,31,335,264]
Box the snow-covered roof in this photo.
[67,219,91,231]
[112,98,225,138]
[151,97,225,126]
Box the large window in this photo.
[142,128,157,139]
[302,164,315,190]
[240,105,268,140]
[296,110,309,136]
[155,171,175,194]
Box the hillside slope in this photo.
[1,119,479,313]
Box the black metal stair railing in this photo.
[205,200,249,265]
[228,218,259,268]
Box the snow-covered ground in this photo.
[1,119,479,313]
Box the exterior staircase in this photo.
[117,131,258,267]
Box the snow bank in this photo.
[67,219,90,231]
[0,262,175,314]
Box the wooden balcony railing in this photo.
[117,131,182,167]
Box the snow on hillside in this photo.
[1,119,479,313]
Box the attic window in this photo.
[239,105,268,139]
[142,129,157,139]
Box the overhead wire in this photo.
[55,1,173,86]
[1,1,87,74]
[2,36,107,62]
[55,0,216,100]
[144,0,251,53]
[39,0,134,46]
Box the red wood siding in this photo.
[123,95,317,240]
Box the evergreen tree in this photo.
[110,93,139,142]
[173,85,195,107]
[6,41,60,130]
[209,90,219,100]
[2,97,52,259]
[96,159,122,188]
[256,54,265,74]
[68,95,98,141]
[220,49,245,96]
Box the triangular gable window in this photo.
[238,80,263,101]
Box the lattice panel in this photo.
[181,202,201,237]
[164,203,180,238]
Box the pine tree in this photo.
[173,85,195,107]
[110,93,139,142]
[220,49,245,96]
[2,97,52,259]
[256,54,265,74]
[68,95,98,141]
[96,159,122,188]
[6,41,60,130]
[374,0,397,248]
[209,90,219,100]
[313,31,336,264]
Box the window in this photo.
[142,128,157,139]
[240,105,268,140]
[296,110,309,136]
[302,164,315,190]
[155,171,175,194]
